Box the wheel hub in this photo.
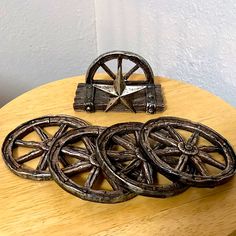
[178,142,198,155]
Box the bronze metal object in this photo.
[2,115,88,180]
[48,126,136,203]
[96,122,188,197]
[140,117,236,187]
[74,51,164,113]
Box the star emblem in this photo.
[94,57,145,112]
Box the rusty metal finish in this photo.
[47,126,136,203]
[96,122,188,198]
[2,115,88,180]
[140,117,236,187]
[74,51,164,114]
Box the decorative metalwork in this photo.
[2,114,236,203]
[96,122,188,197]
[140,117,236,187]
[2,115,88,180]
[74,51,164,113]
[48,126,136,203]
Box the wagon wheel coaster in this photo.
[2,115,88,180]
[74,51,164,114]
[47,126,136,203]
[96,122,188,198]
[140,117,236,187]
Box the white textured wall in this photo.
[0,0,97,106]
[95,0,236,107]
[1,1,236,107]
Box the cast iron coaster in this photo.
[2,115,88,180]
[96,122,188,198]
[74,51,164,114]
[47,126,136,203]
[139,117,236,187]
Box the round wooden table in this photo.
[1,74,236,236]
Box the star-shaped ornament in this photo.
[94,58,145,112]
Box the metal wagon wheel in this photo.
[96,122,188,198]
[140,117,236,187]
[85,50,155,85]
[2,115,88,180]
[48,126,136,203]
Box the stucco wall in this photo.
[0,0,97,106]
[95,0,236,107]
[1,1,235,107]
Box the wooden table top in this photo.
[1,74,236,236]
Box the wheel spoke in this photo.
[100,63,116,80]
[198,151,225,170]
[61,146,90,161]
[130,169,141,179]
[114,56,127,96]
[15,140,42,149]
[59,155,71,167]
[124,64,139,80]
[134,148,148,162]
[159,129,171,136]
[117,56,123,73]
[186,164,197,175]
[187,131,199,146]
[190,155,209,176]
[62,162,92,176]
[155,147,181,156]
[106,178,120,191]
[199,146,221,153]
[161,156,179,166]
[36,153,48,171]
[151,168,159,184]
[112,135,135,150]
[17,149,43,164]
[166,126,184,142]
[122,134,136,145]
[34,126,49,141]
[107,150,136,162]
[175,154,189,171]
[54,124,68,139]
[120,159,141,174]
[142,162,154,184]
[113,162,124,171]
[149,132,178,147]
[81,136,96,154]
[84,166,100,188]
[137,168,145,183]
[114,162,140,178]
[153,143,165,151]
[134,131,140,145]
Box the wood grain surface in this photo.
[0,74,236,236]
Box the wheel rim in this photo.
[140,117,236,187]
[96,122,188,197]
[85,51,154,84]
[48,126,136,203]
[2,115,88,180]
